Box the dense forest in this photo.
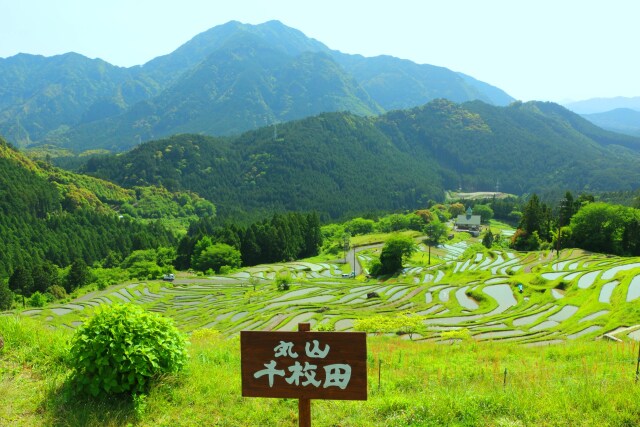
[174,212,322,271]
[78,100,640,222]
[0,137,215,279]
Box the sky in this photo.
[1,0,639,103]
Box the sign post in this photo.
[298,323,311,427]
[241,323,367,426]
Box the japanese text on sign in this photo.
[240,330,367,400]
[254,340,352,389]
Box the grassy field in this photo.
[1,316,640,426]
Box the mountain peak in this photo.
[1,20,514,150]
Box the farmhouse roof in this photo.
[456,213,481,226]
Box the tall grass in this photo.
[2,317,640,426]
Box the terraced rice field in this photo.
[8,246,640,345]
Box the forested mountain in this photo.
[0,137,215,277]
[79,99,640,221]
[0,20,512,152]
[0,53,159,145]
[581,108,640,137]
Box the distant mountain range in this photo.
[564,96,640,114]
[563,97,640,137]
[79,99,640,220]
[0,20,513,152]
[581,109,640,137]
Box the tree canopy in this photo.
[377,235,417,275]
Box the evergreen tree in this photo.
[559,191,575,226]
[303,212,322,258]
[0,281,14,311]
[66,259,90,292]
[482,230,494,248]
[174,236,196,270]
[30,262,60,294]
[241,225,261,266]
[9,267,34,298]
[519,194,544,236]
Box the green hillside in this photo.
[1,21,512,152]
[0,53,159,146]
[79,100,640,221]
[0,138,214,277]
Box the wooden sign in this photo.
[241,328,367,400]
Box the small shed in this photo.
[455,207,481,232]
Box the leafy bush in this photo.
[69,304,188,396]
[46,284,68,300]
[218,265,232,275]
[28,291,47,307]
[275,273,291,291]
[465,289,487,303]
[314,323,335,332]
[440,328,472,342]
[368,258,382,276]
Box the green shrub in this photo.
[47,284,68,300]
[314,322,335,331]
[275,273,291,291]
[28,291,47,307]
[218,265,232,275]
[69,304,188,397]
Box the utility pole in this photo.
[426,224,434,265]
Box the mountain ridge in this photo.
[77,99,640,221]
[0,20,513,152]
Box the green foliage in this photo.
[473,204,494,223]
[0,281,14,310]
[353,313,423,338]
[8,266,34,297]
[69,304,188,397]
[192,242,241,274]
[377,214,413,233]
[569,202,640,255]
[423,217,448,247]
[314,323,335,332]
[379,234,416,274]
[440,328,473,342]
[178,212,322,270]
[82,121,443,221]
[510,229,541,251]
[275,273,292,291]
[482,229,494,248]
[76,97,640,225]
[519,194,546,236]
[66,259,91,292]
[0,141,177,280]
[127,261,163,280]
[91,267,129,289]
[448,203,466,217]
[47,284,68,300]
[368,258,383,277]
[353,315,399,334]
[28,291,47,308]
[343,217,375,235]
